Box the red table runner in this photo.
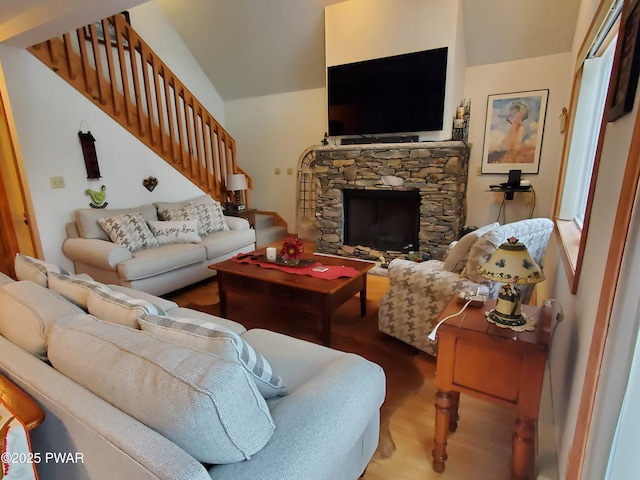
[232,254,361,280]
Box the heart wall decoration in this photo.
[143,176,158,192]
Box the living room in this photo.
[1,0,640,479]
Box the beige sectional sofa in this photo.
[0,254,385,480]
[62,195,256,296]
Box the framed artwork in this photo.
[481,89,549,174]
[84,11,130,48]
[608,0,640,121]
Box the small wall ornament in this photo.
[86,185,108,208]
[143,176,158,192]
[78,130,101,179]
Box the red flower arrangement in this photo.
[281,237,304,261]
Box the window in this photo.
[554,0,622,292]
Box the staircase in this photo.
[26,14,284,236]
[254,212,288,247]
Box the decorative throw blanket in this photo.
[1,398,38,480]
[232,254,361,280]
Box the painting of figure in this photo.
[482,90,548,174]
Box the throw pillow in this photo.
[97,212,159,252]
[189,201,229,235]
[442,222,500,273]
[157,204,206,235]
[14,253,69,287]
[48,314,275,464]
[48,271,104,309]
[139,314,287,398]
[86,285,165,329]
[147,220,202,245]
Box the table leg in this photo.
[218,276,227,317]
[512,416,536,480]
[432,389,453,473]
[360,276,367,317]
[449,391,460,432]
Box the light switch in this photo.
[274,168,281,175]
[287,168,293,175]
[50,176,65,189]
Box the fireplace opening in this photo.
[343,189,420,251]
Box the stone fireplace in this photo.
[313,141,470,261]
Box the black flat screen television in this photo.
[327,47,448,137]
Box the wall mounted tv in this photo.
[327,47,448,137]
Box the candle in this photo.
[266,247,277,262]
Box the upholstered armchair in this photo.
[378,218,554,356]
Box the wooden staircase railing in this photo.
[27,13,250,205]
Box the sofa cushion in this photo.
[147,219,201,245]
[0,281,83,360]
[14,253,68,287]
[200,229,256,260]
[139,314,287,398]
[75,204,158,241]
[443,222,499,274]
[116,243,206,282]
[0,272,14,286]
[86,285,165,329]
[98,212,160,252]
[48,314,275,464]
[48,271,104,309]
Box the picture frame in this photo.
[608,0,640,121]
[84,11,130,48]
[481,89,549,174]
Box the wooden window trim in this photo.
[553,0,616,294]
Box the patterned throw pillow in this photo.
[147,220,202,245]
[189,201,229,235]
[157,204,205,235]
[97,212,159,252]
[139,314,287,398]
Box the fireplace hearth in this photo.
[313,141,470,261]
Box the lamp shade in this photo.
[477,237,544,330]
[226,173,247,191]
[477,237,544,285]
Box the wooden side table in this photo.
[0,373,45,430]
[432,295,550,480]
[225,207,257,228]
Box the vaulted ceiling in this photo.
[1,0,581,101]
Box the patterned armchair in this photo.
[378,218,554,356]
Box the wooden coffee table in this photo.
[209,250,373,346]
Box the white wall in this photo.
[0,3,226,271]
[225,88,326,229]
[542,0,640,477]
[325,0,465,141]
[463,53,572,227]
[129,2,225,122]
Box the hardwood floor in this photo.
[167,255,517,480]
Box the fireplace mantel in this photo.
[313,141,470,261]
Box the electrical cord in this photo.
[529,186,537,218]
[428,297,474,341]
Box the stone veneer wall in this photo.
[313,141,470,261]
